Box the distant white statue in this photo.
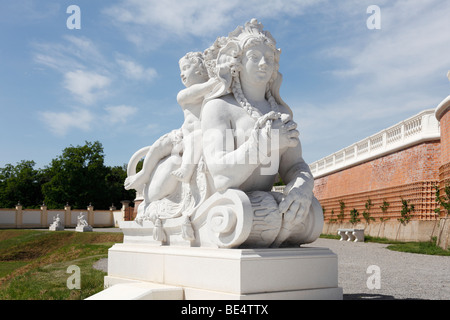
[77,212,88,226]
[49,214,64,231]
[124,19,323,248]
[76,212,92,232]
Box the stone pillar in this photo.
[121,200,131,221]
[64,203,72,227]
[133,199,142,216]
[109,204,116,227]
[40,204,48,228]
[87,203,94,227]
[15,202,23,228]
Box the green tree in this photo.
[0,160,45,208]
[105,165,136,208]
[42,141,134,209]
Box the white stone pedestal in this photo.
[75,225,93,232]
[49,225,64,231]
[89,243,342,300]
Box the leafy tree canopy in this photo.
[0,141,135,209]
[0,160,45,208]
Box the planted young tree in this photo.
[337,200,346,223]
[349,208,360,225]
[329,209,337,223]
[379,200,390,222]
[362,198,375,224]
[434,184,450,217]
[399,198,415,224]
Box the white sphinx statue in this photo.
[124,19,323,248]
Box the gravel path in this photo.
[304,238,450,300]
[94,237,449,300]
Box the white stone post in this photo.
[109,204,116,227]
[40,204,48,228]
[64,203,71,227]
[87,203,94,227]
[15,203,23,228]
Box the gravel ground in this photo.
[93,235,450,300]
[304,238,450,300]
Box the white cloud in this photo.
[1,1,60,23]
[328,0,450,93]
[104,105,138,124]
[32,35,106,73]
[32,34,162,136]
[116,57,157,81]
[103,0,322,48]
[40,108,94,136]
[298,0,450,163]
[63,35,105,65]
[33,36,114,106]
[33,43,84,72]
[63,70,111,105]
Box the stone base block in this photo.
[92,244,342,300]
[75,225,93,232]
[49,226,64,231]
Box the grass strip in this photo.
[0,229,123,300]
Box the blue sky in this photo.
[1,0,449,170]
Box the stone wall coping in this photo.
[310,108,441,178]
[435,95,450,121]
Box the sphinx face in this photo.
[240,42,275,87]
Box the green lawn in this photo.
[320,234,450,256]
[1,229,448,300]
[0,229,123,300]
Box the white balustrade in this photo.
[309,109,440,178]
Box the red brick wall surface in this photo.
[313,141,442,221]
[313,141,441,201]
[313,106,449,223]
[318,181,439,223]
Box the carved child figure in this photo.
[124,52,217,198]
[170,52,218,182]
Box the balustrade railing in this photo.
[309,109,440,178]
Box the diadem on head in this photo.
[228,18,277,51]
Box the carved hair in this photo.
[179,51,207,77]
[205,19,291,117]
